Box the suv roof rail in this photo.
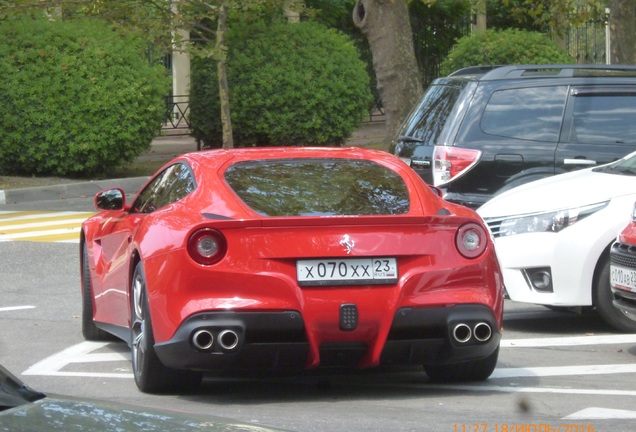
[448,65,503,77]
[480,64,636,80]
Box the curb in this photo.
[0,177,149,205]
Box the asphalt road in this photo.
[2,198,636,431]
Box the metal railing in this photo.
[566,18,608,64]
[162,95,191,135]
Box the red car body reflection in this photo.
[610,202,636,322]
[81,147,504,393]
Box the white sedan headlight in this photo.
[496,201,609,237]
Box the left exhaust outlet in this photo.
[192,329,214,351]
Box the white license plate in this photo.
[297,257,398,286]
[610,264,636,292]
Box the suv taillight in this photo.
[433,146,481,186]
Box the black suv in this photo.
[391,64,636,209]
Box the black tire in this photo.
[424,346,499,382]
[593,257,636,333]
[81,241,115,341]
[130,262,202,393]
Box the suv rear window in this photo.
[224,159,410,216]
[397,82,467,146]
[481,86,567,142]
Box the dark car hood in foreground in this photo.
[0,364,288,432]
[1,395,289,431]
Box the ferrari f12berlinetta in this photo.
[81,147,504,393]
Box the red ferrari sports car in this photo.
[81,147,504,393]
[610,202,636,322]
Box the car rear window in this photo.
[224,158,410,216]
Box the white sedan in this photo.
[478,151,636,332]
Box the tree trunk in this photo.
[353,0,423,147]
[472,0,487,33]
[609,0,636,64]
[217,2,234,149]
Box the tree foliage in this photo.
[0,16,169,177]
[190,21,372,147]
[440,28,574,75]
[496,0,608,36]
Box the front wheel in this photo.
[424,346,499,382]
[593,257,636,332]
[130,262,201,393]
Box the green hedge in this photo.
[190,21,372,148]
[440,28,574,76]
[0,17,169,177]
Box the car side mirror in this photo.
[95,188,125,211]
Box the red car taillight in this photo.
[455,223,487,259]
[433,146,481,186]
[188,228,227,265]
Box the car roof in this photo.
[444,64,636,82]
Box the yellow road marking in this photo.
[0,211,95,243]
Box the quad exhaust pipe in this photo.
[192,329,214,351]
[473,322,492,342]
[452,323,472,343]
[218,329,239,350]
[192,329,240,352]
[452,322,492,344]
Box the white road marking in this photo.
[22,333,636,383]
[425,383,636,397]
[502,334,636,347]
[491,364,636,379]
[23,341,132,379]
[0,305,35,312]
[564,407,636,419]
[18,337,636,418]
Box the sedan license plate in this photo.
[610,264,636,292]
[297,257,398,286]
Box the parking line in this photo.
[564,407,636,419]
[0,306,35,312]
[23,341,132,379]
[502,334,636,348]
[424,383,636,397]
[22,333,636,382]
[491,363,636,378]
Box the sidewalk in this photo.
[0,118,386,205]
